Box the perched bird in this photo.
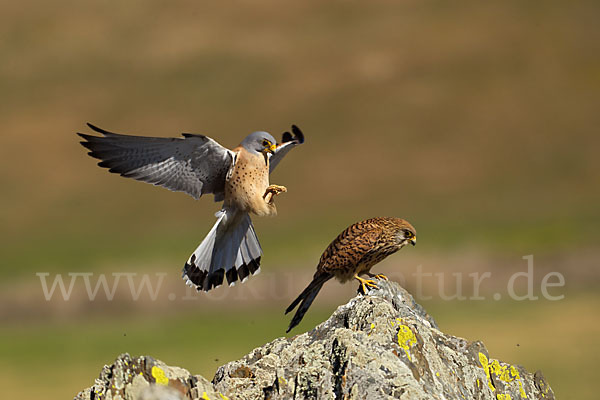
[285,217,416,332]
[78,123,304,291]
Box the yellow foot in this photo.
[354,274,379,294]
[368,273,388,281]
[266,184,287,194]
[264,185,287,204]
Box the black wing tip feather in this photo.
[181,133,206,139]
[291,124,305,144]
[77,124,131,172]
[282,131,293,143]
[77,123,112,149]
[77,132,106,160]
[76,132,90,140]
[86,122,116,136]
[77,131,100,145]
[282,124,305,144]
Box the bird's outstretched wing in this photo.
[270,124,305,173]
[78,123,234,200]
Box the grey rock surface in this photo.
[75,281,555,399]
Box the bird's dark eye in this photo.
[404,230,413,238]
[262,139,270,147]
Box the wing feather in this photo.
[78,123,234,200]
[269,124,305,173]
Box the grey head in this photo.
[241,131,278,155]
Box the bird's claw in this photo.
[266,184,287,194]
[363,279,378,289]
[355,275,379,295]
[264,185,287,204]
[366,272,388,282]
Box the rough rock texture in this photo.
[75,281,555,400]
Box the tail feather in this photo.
[285,273,332,333]
[182,209,263,291]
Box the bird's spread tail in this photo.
[285,272,332,333]
[182,209,262,291]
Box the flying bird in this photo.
[285,217,416,333]
[78,123,304,291]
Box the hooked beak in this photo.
[263,144,277,155]
[410,237,417,246]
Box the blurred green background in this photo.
[1,0,599,398]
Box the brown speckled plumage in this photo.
[286,217,416,332]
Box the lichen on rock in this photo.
[75,280,554,400]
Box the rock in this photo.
[75,280,555,399]
[73,353,217,400]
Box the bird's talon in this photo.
[354,275,379,294]
[358,283,367,295]
[264,184,287,197]
[264,185,287,204]
[375,274,388,281]
[264,192,273,204]
[364,279,378,288]
[268,184,287,194]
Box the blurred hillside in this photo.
[0,0,599,399]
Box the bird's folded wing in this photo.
[319,226,383,274]
[269,124,305,173]
[78,123,234,200]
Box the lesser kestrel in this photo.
[78,123,304,291]
[285,217,416,332]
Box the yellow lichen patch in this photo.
[151,366,169,386]
[397,324,417,361]
[489,360,527,398]
[510,366,527,398]
[478,352,495,392]
[489,360,511,381]
[538,378,550,397]
[368,322,375,336]
[479,352,527,399]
